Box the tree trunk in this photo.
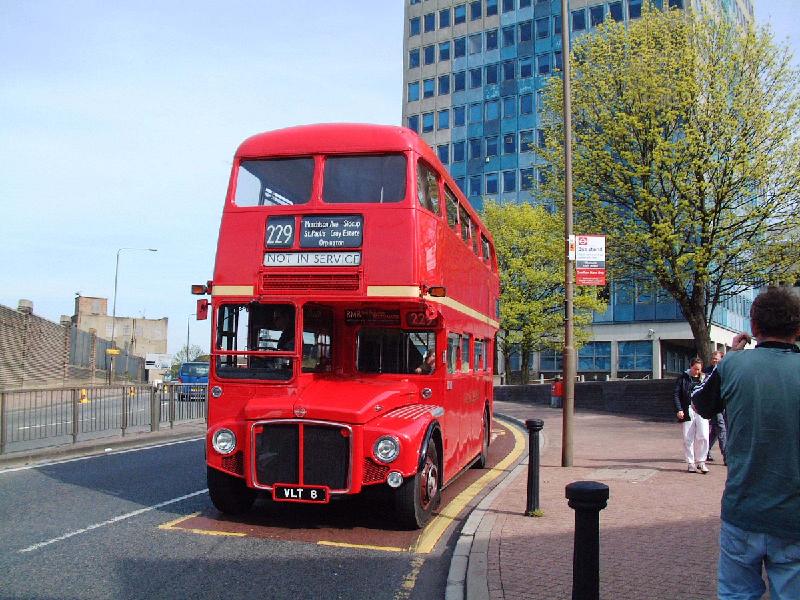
[520,348,531,385]
[682,308,713,365]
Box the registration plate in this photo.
[272,484,330,504]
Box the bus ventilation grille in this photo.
[254,422,350,491]
[221,451,244,476]
[362,458,389,484]
[260,273,361,293]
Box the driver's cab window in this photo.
[215,303,295,380]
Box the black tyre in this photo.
[474,408,490,469]
[395,440,441,529]
[207,466,256,515]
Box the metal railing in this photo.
[0,383,207,455]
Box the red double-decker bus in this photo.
[195,123,499,528]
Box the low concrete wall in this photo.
[495,379,676,422]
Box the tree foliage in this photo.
[482,201,606,382]
[540,4,800,362]
[171,344,205,374]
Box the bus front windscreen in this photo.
[234,158,314,206]
[323,155,406,204]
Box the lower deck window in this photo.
[357,328,435,375]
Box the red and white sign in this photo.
[575,234,606,286]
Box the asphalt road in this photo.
[0,436,475,600]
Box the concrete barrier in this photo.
[495,379,676,422]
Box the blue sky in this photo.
[1,1,796,355]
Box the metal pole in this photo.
[121,385,128,437]
[566,481,610,600]
[109,247,158,384]
[560,0,576,467]
[187,315,190,362]
[109,250,121,384]
[0,392,6,455]
[71,388,79,445]
[525,419,544,515]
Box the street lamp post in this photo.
[108,247,157,383]
[186,313,196,363]
[561,0,576,467]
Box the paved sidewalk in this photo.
[469,400,732,600]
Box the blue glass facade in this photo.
[403,0,756,378]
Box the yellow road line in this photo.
[317,540,408,553]
[414,420,526,554]
[158,512,247,537]
[394,556,426,600]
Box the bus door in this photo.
[444,332,474,471]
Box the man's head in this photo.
[689,357,703,376]
[750,287,800,341]
[711,350,724,366]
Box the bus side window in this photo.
[466,215,479,255]
[458,204,470,245]
[445,187,460,235]
[474,339,484,371]
[417,162,441,215]
[447,333,460,374]
[461,334,471,374]
[481,234,492,265]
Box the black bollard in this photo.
[565,481,610,600]
[524,419,544,516]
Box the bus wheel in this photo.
[474,408,490,469]
[207,466,256,515]
[395,441,440,529]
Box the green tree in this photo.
[170,344,205,376]
[540,4,800,363]
[483,201,606,383]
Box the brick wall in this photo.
[495,379,676,422]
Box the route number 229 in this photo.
[266,218,294,247]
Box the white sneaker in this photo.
[687,464,698,473]
[698,462,709,474]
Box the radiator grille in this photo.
[362,458,389,484]
[221,451,244,476]
[260,273,361,293]
[254,422,350,490]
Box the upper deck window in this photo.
[323,154,406,204]
[234,158,314,206]
[417,162,440,215]
[445,187,459,233]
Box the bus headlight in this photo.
[373,436,400,463]
[212,428,236,455]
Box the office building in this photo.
[402,0,755,379]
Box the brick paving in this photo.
[485,400,735,600]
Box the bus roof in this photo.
[237,123,425,158]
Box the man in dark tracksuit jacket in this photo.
[673,358,708,472]
[692,287,800,600]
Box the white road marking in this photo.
[18,489,209,553]
[0,437,204,475]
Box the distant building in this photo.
[402,0,755,379]
[72,295,168,358]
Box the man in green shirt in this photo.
[692,287,800,599]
